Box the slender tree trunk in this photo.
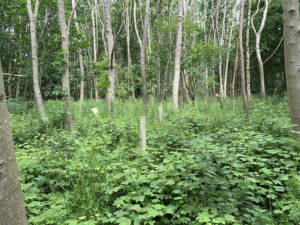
[27,0,48,123]
[239,0,248,119]
[246,0,252,99]
[172,0,183,110]
[125,0,134,99]
[141,0,150,103]
[252,0,269,97]
[72,0,84,104]
[57,0,79,130]
[134,0,149,103]
[91,4,98,102]
[101,0,115,112]
[16,81,20,99]
[0,65,28,225]
[224,1,238,99]
[283,0,300,140]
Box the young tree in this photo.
[172,0,183,110]
[71,0,85,104]
[283,0,300,140]
[239,0,248,119]
[27,0,48,123]
[100,0,116,111]
[134,0,150,104]
[252,0,269,98]
[246,0,252,99]
[0,65,28,225]
[57,0,79,130]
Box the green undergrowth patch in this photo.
[9,96,300,224]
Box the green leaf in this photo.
[224,214,236,222]
[116,217,132,225]
[196,212,213,223]
[274,186,285,192]
[189,164,201,169]
[65,220,77,225]
[213,217,226,224]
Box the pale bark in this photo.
[141,0,150,103]
[224,1,238,99]
[283,0,300,140]
[72,0,84,104]
[246,0,252,99]
[0,65,28,225]
[172,0,183,110]
[251,0,269,97]
[134,0,149,103]
[27,0,48,123]
[239,0,248,119]
[125,0,135,99]
[57,0,79,130]
[100,0,115,112]
[15,81,20,99]
[91,4,98,102]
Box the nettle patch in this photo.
[11,97,300,224]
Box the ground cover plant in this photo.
[8,96,300,225]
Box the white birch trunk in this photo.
[57,0,77,130]
[100,0,115,112]
[252,0,269,97]
[71,0,85,104]
[172,0,183,110]
[246,0,252,99]
[27,0,48,123]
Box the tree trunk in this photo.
[0,65,28,225]
[91,4,98,102]
[134,0,149,103]
[283,0,300,140]
[71,0,84,104]
[172,0,183,110]
[57,0,76,130]
[101,0,115,112]
[224,0,238,99]
[252,0,269,98]
[141,0,150,103]
[27,0,48,123]
[239,0,248,119]
[246,0,252,99]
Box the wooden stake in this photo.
[139,116,146,151]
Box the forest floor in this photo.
[8,96,300,225]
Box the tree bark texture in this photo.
[238,0,248,119]
[252,0,269,97]
[0,65,28,225]
[172,0,183,110]
[57,0,74,130]
[27,0,48,123]
[283,0,300,140]
[91,5,98,102]
[246,0,252,99]
[101,0,115,112]
[71,0,85,104]
[141,0,150,104]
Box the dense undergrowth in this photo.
[8,95,300,225]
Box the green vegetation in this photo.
[9,96,300,225]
